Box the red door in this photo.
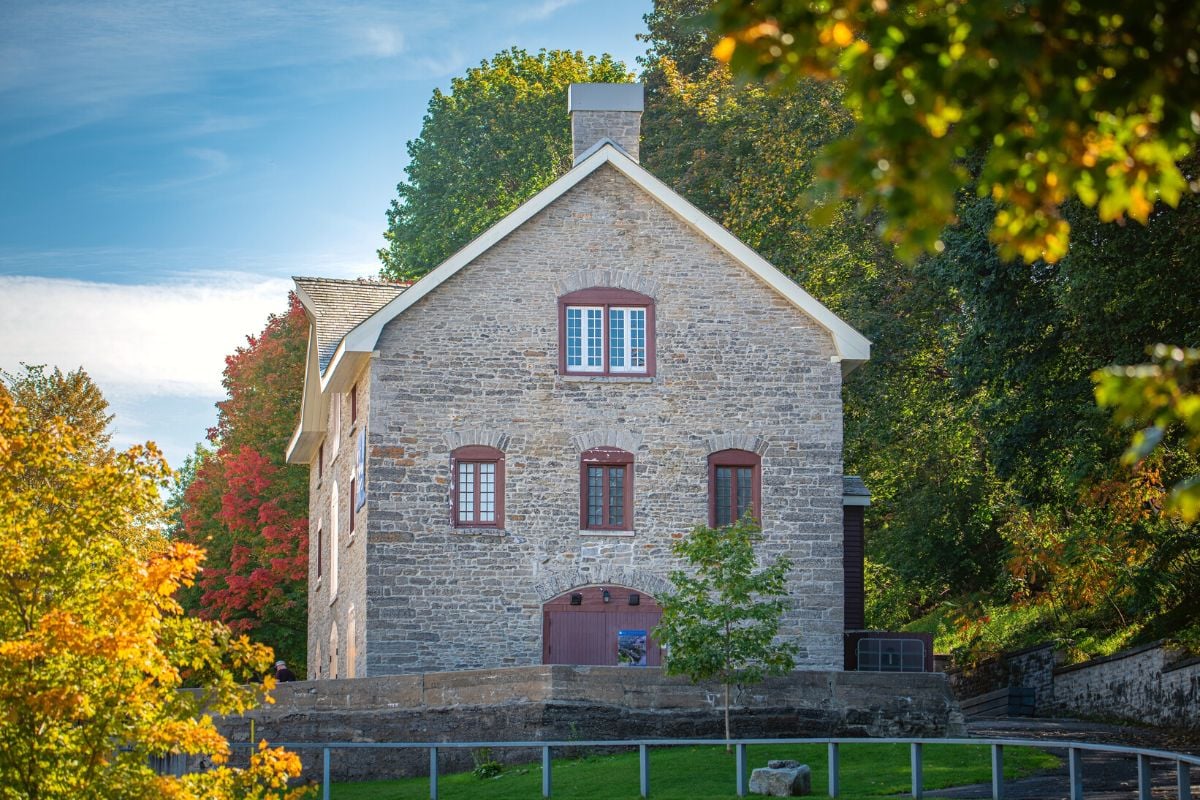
[542,586,663,666]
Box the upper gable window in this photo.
[558,288,655,377]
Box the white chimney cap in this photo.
[568,83,644,113]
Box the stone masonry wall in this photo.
[218,666,964,782]
[307,363,370,679]
[1047,644,1200,729]
[572,110,641,162]
[944,640,1200,729]
[366,164,846,675]
[944,642,1058,707]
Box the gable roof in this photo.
[332,143,869,389]
[287,142,872,463]
[293,277,409,373]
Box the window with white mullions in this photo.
[566,306,604,371]
[559,288,655,377]
[451,446,505,528]
[608,307,646,372]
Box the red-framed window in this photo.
[708,449,762,527]
[316,523,323,579]
[558,288,656,376]
[318,442,324,480]
[451,445,504,528]
[350,383,358,424]
[349,477,356,533]
[580,447,634,530]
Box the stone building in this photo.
[286,83,872,679]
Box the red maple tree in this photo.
[174,295,310,669]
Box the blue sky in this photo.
[0,0,653,469]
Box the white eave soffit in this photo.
[321,143,871,387]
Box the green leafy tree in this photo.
[1095,345,1200,521]
[640,1,1005,605]
[0,364,113,463]
[654,517,796,749]
[699,0,1200,654]
[710,0,1200,263]
[378,48,632,279]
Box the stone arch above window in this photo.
[555,269,659,299]
[443,429,511,452]
[703,433,770,456]
[570,427,643,454]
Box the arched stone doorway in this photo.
[542,585,663,666]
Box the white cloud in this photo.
[517,0,579,21]
[0,274,293,398]
[358,24,406,58]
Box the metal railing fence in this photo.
[228,736,1199,800]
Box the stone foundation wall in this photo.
[217,665,964,782]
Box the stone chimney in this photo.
[568,83,644,164]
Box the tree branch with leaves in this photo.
[654,516,797,749]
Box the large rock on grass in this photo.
[749,762,811,796]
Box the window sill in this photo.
[578,529,635,537]
[560,374,655,384]
[453,527,508,536]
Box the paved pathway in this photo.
[921,718,1199,799]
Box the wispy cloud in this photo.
[0,1,451,142]
[0,274,293,398]
[358,24,406,58]
[96,147,233,195]
[516,0,580,21]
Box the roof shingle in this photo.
[294,277,409,373]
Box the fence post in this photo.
[828,743,840,798]
[639,744,650,798]
[910,742,923,799]
[543,746,552,799]
[430,747,438,800]
[322,748,330,800]
[734,743,744,796]
[1137,754,1152,800]
[991,744,1004,800]
[1069,747,1083,800]
[1178,760,1192,800]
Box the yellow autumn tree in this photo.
[0,390,306,799]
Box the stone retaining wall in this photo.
[943,640,1200,729]
[216,665,964,782]
[1049,644,1200,728]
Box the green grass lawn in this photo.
[329,742,1059,800]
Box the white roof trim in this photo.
[573,136,633,166]
[324,143,870,389]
